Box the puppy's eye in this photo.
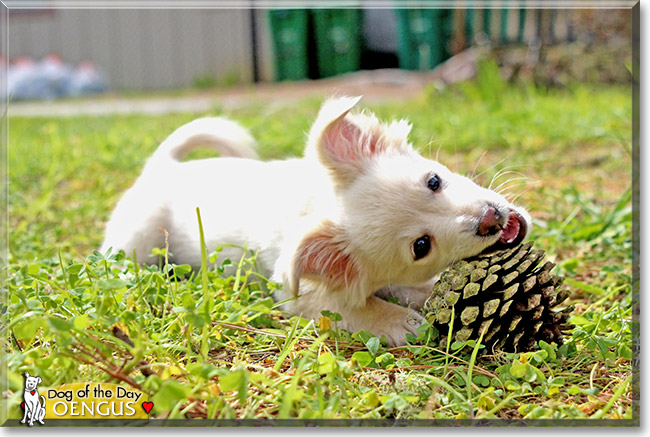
[427,174,441,192]
[412,236,431,260]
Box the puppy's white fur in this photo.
[102,97,531,346]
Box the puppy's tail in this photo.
[150,117,258,165]
[40,395,46,408]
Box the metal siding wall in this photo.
[145,10,179,90]
[7,14,30,57]
[114,10,143,89]
[57,9,83,62]
[9,12,61,59]
[221,9,254,84]
[255,9,275,82]
[8,9,254,91]
[87,10,120,88]
[178,10,209,84]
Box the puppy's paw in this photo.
[359,298,424,347]
[385,308,424,346]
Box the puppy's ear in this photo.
[36,377,42,384]
[306,96,376,186]
[289,220,358,294]
[24,372,30,378]
[307,96,413,187]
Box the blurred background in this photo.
[5,5,632,103]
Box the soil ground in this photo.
[9,69,434,117]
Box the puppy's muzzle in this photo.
[479,205,528,253]
[477,205,505,237]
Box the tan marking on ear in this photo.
[290,220,358,295]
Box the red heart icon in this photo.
[142,401,153,414]
[30,391,35,395]
[21,402,24,409]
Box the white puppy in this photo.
[102,96,531,345]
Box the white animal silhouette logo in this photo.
[21,372,46,426]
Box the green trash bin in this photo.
[311,9,362,78]
[396,9,452,71]
[269,9,310,81]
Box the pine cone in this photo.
[422,242,574,353]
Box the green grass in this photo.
[2,75,635,422]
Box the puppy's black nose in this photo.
[477,205,505,236]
